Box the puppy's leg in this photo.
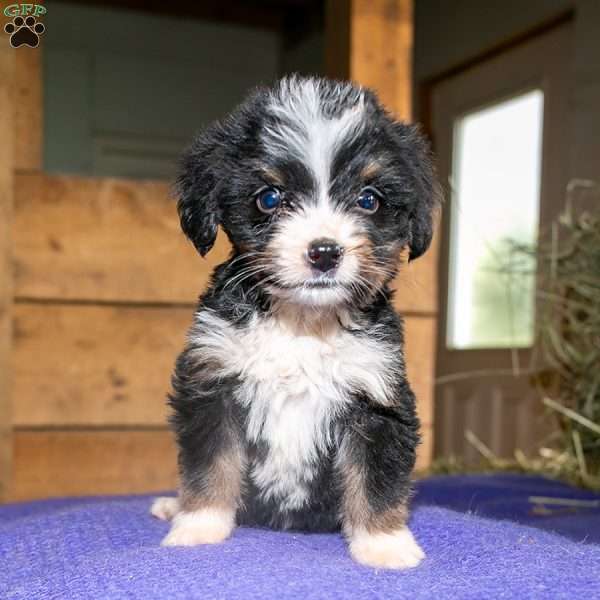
[338,391,424,569]
[162,436,245,546]
[161,355,245,547]
[162,443,245,546]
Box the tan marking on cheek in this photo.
[346,236,398,293]
[347,236,373,262]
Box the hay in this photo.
[430,180,600,490]
[531,181,600,488]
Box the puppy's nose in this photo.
[307,238,343,272]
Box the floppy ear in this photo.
[392,123,440,261]
[175,131,221,257]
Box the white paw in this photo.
[349,526,425,569]
[161,508,235,547]
[150,497,180,521]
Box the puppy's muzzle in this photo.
[307,238,344,273]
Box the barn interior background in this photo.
[0,0,598,502]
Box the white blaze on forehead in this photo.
[265,78,365,203]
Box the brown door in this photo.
[432,25,573,462]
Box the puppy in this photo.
[151,76,438,569]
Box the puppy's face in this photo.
[178,77,438,308]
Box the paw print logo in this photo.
[4,15,45,48]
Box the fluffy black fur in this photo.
[166,76,438,536]
[177,82,436,263]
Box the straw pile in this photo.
[431,181,600,490]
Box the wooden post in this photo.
[14,48,43,172]
[325,0,437,470]
[326,0,413,120]
[0,45,15,501]
[0,36,43,499]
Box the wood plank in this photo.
[14,173,231,303]
[14,47,42,171]
[332,0,437,314]
[13,427,431,500]
[392,230,439,315]
[12,430,177,501]
[14,305,435,429]
[415,423,433,472]
[326,0,413,121]
[14,172,436,312]
[0,45,15,502]
[404,315,436,428]
[349,0,413,121]
[326,1,437,466]
[13,303,192,427]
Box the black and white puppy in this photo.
[151,76,438,569]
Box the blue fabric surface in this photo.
[1,474,599,599]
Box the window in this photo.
[447,90,544,349]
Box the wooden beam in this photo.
[392,234,439,315]
[12,429,178,501]
[13,172,428,313]
[14,47,42,172]
[12,423,431,500]
[404,315,435,429]
[0,45,15,502]
[326,0,430,319]
[12,300,433,429]
[415,424,433,472]
[326,0,413,120]
[350,0,412,120]
[325,0,438,470]
[14,173,230,303]
[13,303,190,427]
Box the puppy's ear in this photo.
[391,123,440,261]
[175,131,221,257]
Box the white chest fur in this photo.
[190,306,401,511]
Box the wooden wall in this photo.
[0,41,15,501]
[9,169,434,499]
[326,0,438,469]
[0,43,195,500]
[1,0,436,502]
[9,171,235,499]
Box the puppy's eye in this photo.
[356,188,380,214]
[256,188,282,214]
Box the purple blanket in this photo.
[2,474,599,599]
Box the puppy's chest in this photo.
[230,315,389,510]
[235,318,358,443]
[194,309,396,509]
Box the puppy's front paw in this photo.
[150,496,180,521]
[349,527,425,569]
[161,508,235,547]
